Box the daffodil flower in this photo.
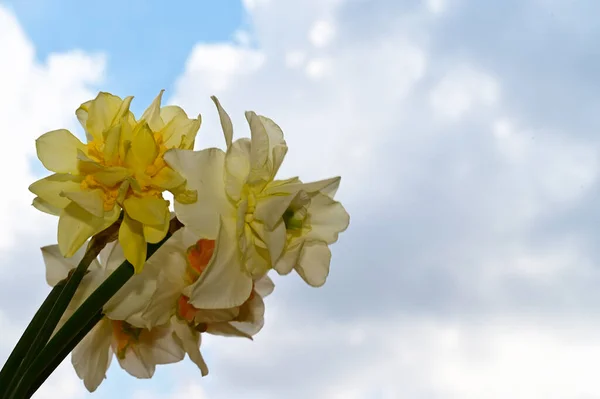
[41,241,204,392]
[164,97,293,277]
[31,91,200,272]
[164,98,349,284]
[141,221,271,343]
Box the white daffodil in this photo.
[142,222,273,344]
[165,98,294,277]
[165,98,349,285]
[41,241,183,392]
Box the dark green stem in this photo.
[0,283,65,398]
[4,244,102,396]
[24,311,104,399]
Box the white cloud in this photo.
[304,57,332,79]
[308,20,336,48]
[132,381,209,399]
[285,50,306,68]
[0,4,104,397]
[430,66,500,121]
[0,5,105,253]
[173,44,264,95]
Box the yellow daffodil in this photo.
[164,97,349,284]
[31,91,200,272]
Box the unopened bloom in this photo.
[165,98,348,284]
[31,91,200,271]
[41,241,205,391]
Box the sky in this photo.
[2,0,600,397]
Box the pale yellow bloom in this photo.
[164,98,349,284]
[31,91,200,272]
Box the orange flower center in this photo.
[176,239,216,323]
[186,239,215,282]
[111,320,143,359]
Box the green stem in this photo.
[4,244,101,396]
[0,282,65,398]
[11,218,182,399]
[24,311,104,399]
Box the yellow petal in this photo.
[140,90,165,132]
[93,166,131,187]
[32,197,62,216]
[161,113,201,150]
[86,92,128,140]
[61,189,105,217]
[211,96,233,148]
[71,317,113,392]
[160,105,187,125]
[150,167,186,190]
[29,174,83,210]
[76,100,94,141]
[36,129,86,174]
[142,207,170,244]
[126,123,158,170]
[119,213,147,273]
[77,149,104,175]
[58,202,119,257]
[103,124,121,165]
[184,219,253,309]
[123,196,168,226]
[164,148,228,239]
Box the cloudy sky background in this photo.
[2,0,600,397]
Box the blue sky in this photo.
[3,0,244,110]
[4,0,600,398]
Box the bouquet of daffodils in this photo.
[0,91,349,398]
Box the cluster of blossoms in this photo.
[29,92,349,391]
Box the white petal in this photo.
[295,240,332,287]
[184,219,253,309]
[164,148,229,239]
[172,317,209,376]
[71,317,113,393]
[254,274,275,298]
[211,96,233,149]
[305,193,350,244]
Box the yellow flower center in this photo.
[111,320,143,359]
[244,191,257,223]
[79,130,171,212]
